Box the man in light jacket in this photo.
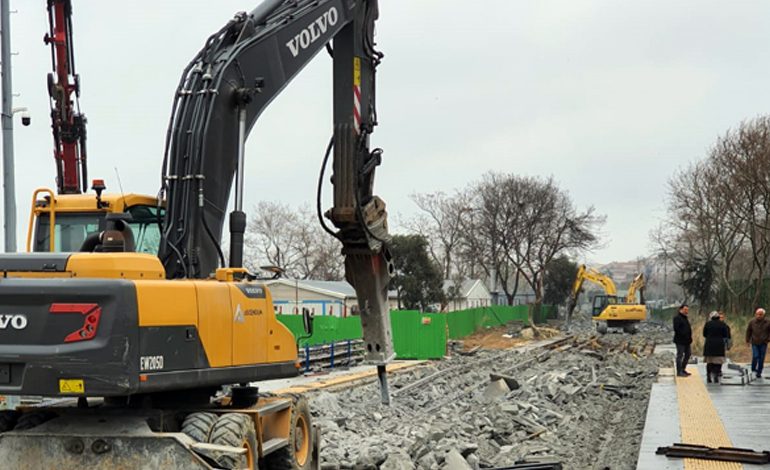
[746,308,770,379]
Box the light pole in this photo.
[0,0,23,253]
[663,256,668,305]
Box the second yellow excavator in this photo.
[566,265,647,334]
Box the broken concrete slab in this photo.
[482,379,510,401]
[443,449,473,470]
[382,451,416,470]
[489,373,520,390]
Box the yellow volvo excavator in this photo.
[0,1,394,468]
[566,265,647,334]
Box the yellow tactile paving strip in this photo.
[274,361,425,394]
[676,368,743,470]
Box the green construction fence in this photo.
[276,314,362,347]
[446,304,557,339]
[276,304,557,360]
[276,311,446,360]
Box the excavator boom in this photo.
[566,264,617,321]
[158,0,394,390]
[625,272,645,304]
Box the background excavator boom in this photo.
[625,272,645,304]
[45,0,87,194]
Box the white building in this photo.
[442,279,492,311]
[266,279,358,317]
[267,278,495,315]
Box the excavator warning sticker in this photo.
[59,379,84,394]
[353,57,361,86]
[353,57,362,134]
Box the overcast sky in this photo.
[6,1,770,263]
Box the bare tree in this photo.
[657,116,770,311]
[407,191,468,279]
[244,202,344,280]
[458,176,521,304]
[509,176,603,308]
[712,118,770,308]
[457,173,602,308]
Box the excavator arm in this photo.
[158,0,394,399]
[566,264,617,322]
[625,273,645,304]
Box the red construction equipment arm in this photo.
[44,0,87,194]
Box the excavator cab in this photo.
[27,187,164,255]
[591,294,618,317]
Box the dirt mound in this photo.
[460,325,562,351]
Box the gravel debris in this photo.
[310,321,673,470]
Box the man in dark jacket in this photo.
[673,304,692,377]
[746,308,770,379]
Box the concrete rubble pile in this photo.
[311,332,673,470]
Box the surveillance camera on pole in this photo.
[12,107,29,127]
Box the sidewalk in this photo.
[637,344,770,470]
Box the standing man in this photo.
[718,311,732,380]
[673,304,693,377]
[746,307,770,379]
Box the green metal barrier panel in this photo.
[390,310,447,360]
[277,315,362,347]
[277,312,445,360]
[277,304,556,360]
[447,306,531,339]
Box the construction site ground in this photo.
[253,321,675,468]
[255,320,770,469]
[459,324,562,351]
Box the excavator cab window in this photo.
[592,295,618,316]
[34,205,164,254]
[34,212,100,252]
[125,205,163,254]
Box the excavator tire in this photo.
[596,322,608,335]
[266,397,313,470]
[181,412,218,443]
[13,411,55,431]
[0,410,19,432]
[208,413,258,470]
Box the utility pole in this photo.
[0,0,19,410]
[663,257,668,305]
[0,0,16,253]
